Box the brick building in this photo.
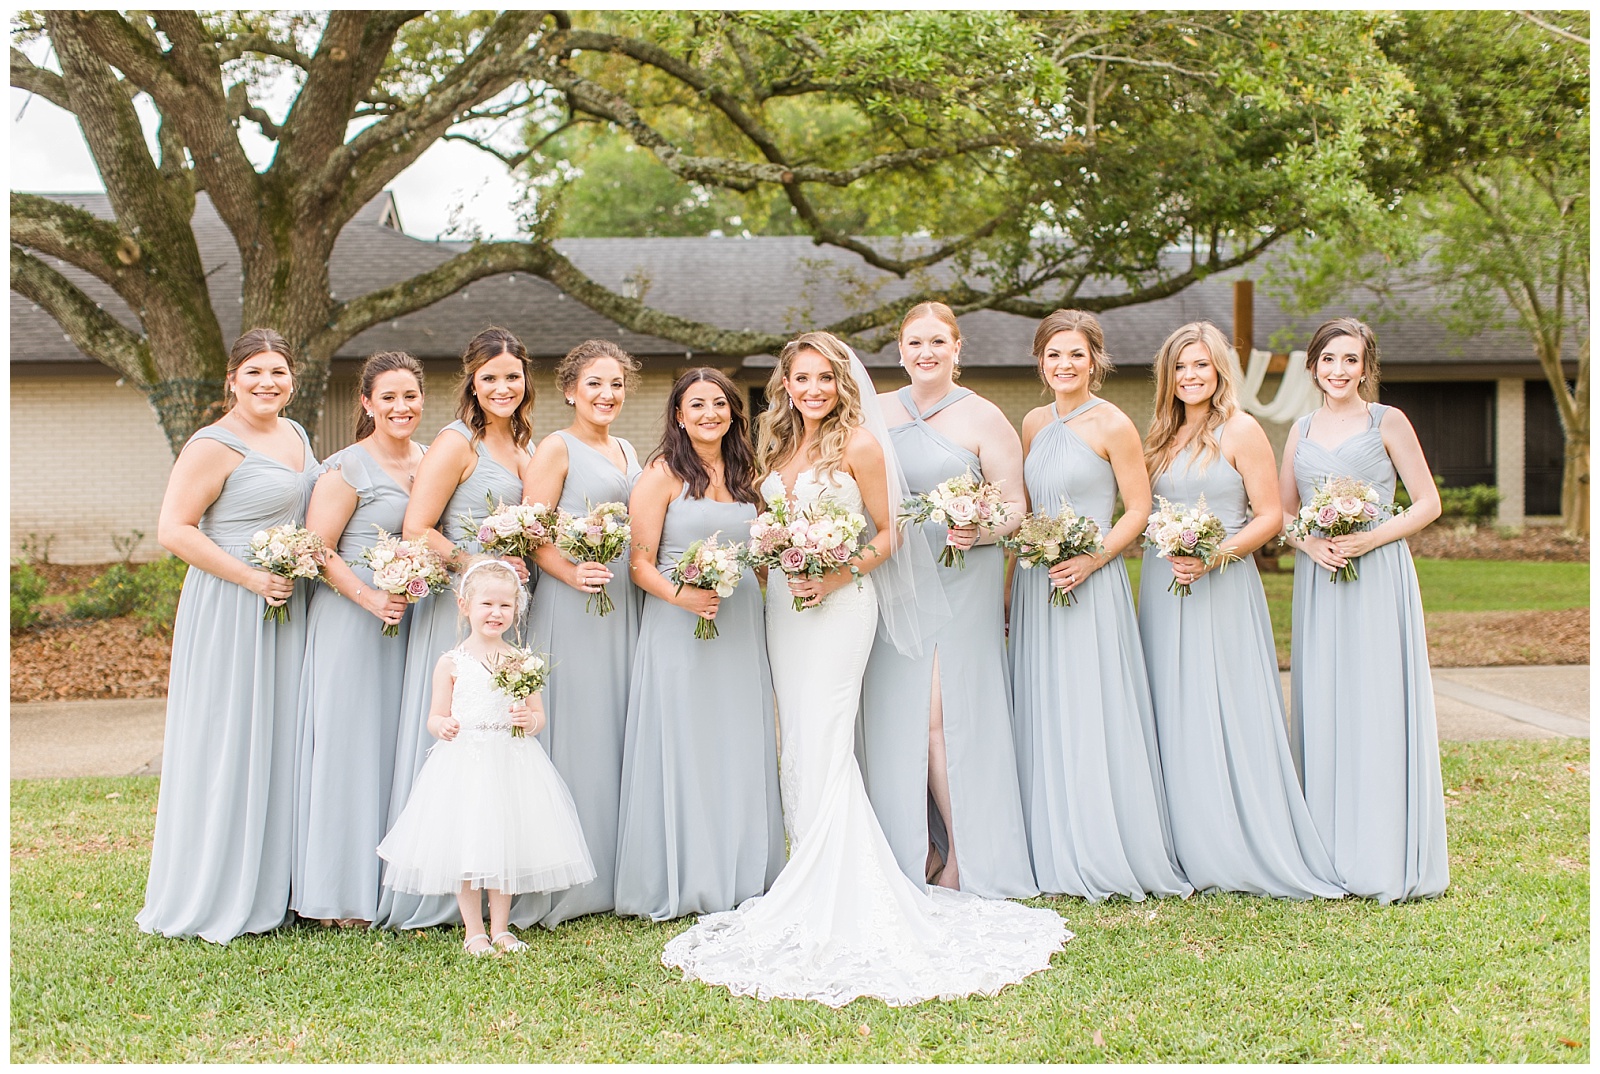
[10,192,1576,563]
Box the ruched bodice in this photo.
[190,422,317,552]
[1023,400,1115,530]
[1293,405,1399,505]
[438,421,525,546]
[1152,429,1250,536]
[655,488,756,571]
[321,443,420,562]
[890,387,981,493]
[554,429,641,514]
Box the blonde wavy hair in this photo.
[756,331,865,481]
[1143,321,1240,479]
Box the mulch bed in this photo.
[1406,523,1588,563]
[1426,608,1589,668]
[11,617,172,702]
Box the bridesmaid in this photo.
[375,327,538,931]
[1281,317,1448,903]
[614,368,785,920]
[523,339,644,926]
[1008,309,1191,902]
[292,352,427,928]
[1138,323,1344,900]
[138,328,318,942]
[860,302,1037,898]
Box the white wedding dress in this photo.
[661,469,1070,1007]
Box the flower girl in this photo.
[377,558,595,954]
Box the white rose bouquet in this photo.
[1286,476,1402,583]
[554,501,632,616]
[999,503,1103,608]
[898,469,1012,569]
[468,497,557,560]
[667,532,746,640]
[486,647,549,738]
[1141,495,1239,597]
[246,524,327,623]
[742,492,868,612]
[360,529,453,636]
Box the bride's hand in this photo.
[787,572,849,608]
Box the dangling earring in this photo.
[786,395,794,410]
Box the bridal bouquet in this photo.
[1141,495,1239,597]
[360,529,453,636]
[1286,476,1401,583]
[668,532,745,640]
[744,493,868,611]
[554,501,631,616]
[246,524,327,623]
[898,470,1012,569]
[1000,503,1103,608]
[469,497,557,559]
[486,646,549,738]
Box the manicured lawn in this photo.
[10,740,1589,1062]
[1126,556,1589,666]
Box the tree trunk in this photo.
[1560,419,1588,538]
[147,375,227,455]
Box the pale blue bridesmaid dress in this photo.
[1008,399,1191,901]
[860,387,1037,898]
[613,486,784,920]
[136,420,317,943]
[1139,431,1344,899]
[518,430,642,927]
[1289,403,1449,903]
[292,443,421,923]
[374,420,526,930]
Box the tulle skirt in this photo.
[377,731,596,896]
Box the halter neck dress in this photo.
[614,483,784,920]
[1139,429,1344,899]
[860,387,1037,898]
[374,420,529,930]
[291,442,424,923]
[517,429,643,928]
[137,419,318,943]
[1289,403,1448,903]
[1008,398,1191,901]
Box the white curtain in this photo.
[1227,347,1322,424]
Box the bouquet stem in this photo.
[586,588,615,617]
[263,601,290,624]
[1331,560,1360,583]
[1166,577,1193,598]
[1049,586,1077,608]
[939,544,965,569]
[381,622,401,638]
[694,616,719,641]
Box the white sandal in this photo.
[492,930,528,953]
[462,933,495,957]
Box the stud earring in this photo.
[565,397,574,406]
[677,422,685,429]
[365,410,374,418]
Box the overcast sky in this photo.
[8,84,528,241]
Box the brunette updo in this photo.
[353,351,426,440]
[555,338,640,402]
[1030,309,1114,391]
[222,327,296,413]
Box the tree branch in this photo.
[10,245,156,384]
[1514,11,1590,47]
[215,32,313,68]
[9,47,71,110]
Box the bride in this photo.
[662,331,1069,1007]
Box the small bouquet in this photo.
[898,470,1013,569]
[744,492,868,611]
[668,532,746,640]
[246,524,327,623]
[1000,503,1103,608]
[360,529,453,636]
[1141,495,1240,597]
[468,497,557,559]
[1286,476,1402,583]
[554,501,631,616]
[486,646,549,737]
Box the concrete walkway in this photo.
[9,665,1590,780]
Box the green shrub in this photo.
[66,562,143,620]
[10,561,48,634]
[1438,482,1502,525]
[132,557,188,637]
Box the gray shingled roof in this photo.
[12,191,1551,374]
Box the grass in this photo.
[1125,556,1589,666]
[10,739,1589,1062]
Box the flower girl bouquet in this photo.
[246,524,327,623]
[1141,495,1240,597]
[469,497,557,559]
[360,530,453,635]
[744,492,868,611]
[668,532,745,640]
[486,647,550,737]
[1286,476,1401,583]
[1000,503,1103,608]
[898,470,1013,569]
[554,502,631,616]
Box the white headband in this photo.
[458,558,529,619]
